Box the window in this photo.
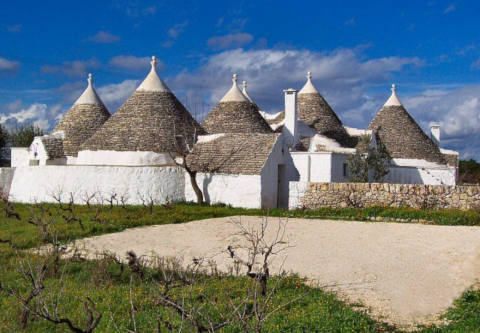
[343,163,348,178]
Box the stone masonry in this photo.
[299,182,480,210]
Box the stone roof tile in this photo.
[187,133,281,175]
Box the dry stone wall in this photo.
[299,182,480,210]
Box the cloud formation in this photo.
[41,59,100,77]
[168,21,188,38]
[172,47,422,118]
[0,101,50,129]
[6,24,22,33]
[85,30,120,43]
[113,0,156,17]
[207,33,254,50]
[444,4,456,14]
[109,55,156,72]
[97,79,139,111]
[0,57,20,74]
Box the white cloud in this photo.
[444,4,456,14]
[109,55,156,72]
[42,59,100,77]
[172,48,422,117]
[344,18,356,27]
[85,30,120,43]
[97,79,139,111]
[0,57,20,74]
[207,33,254,50]
[403,85,480,159]
[113,0,156,17]
[0,103,49,129]
[168,21,188,38]
[6,24,22,33]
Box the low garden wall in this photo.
[298,182,480,210]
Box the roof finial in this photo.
[384,83,402,107]
[299,71,319,94]
[151,56,157,69]
[243,80,247,90]
[88,73,93,86]
[233,73,238,85]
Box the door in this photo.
[277,164,288,208]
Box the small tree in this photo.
[347,134,391,183]
[169,117,205,205]
[8,124,44,147]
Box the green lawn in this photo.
[0,202,479,332]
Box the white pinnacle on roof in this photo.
[136,56,171,92]
[384,84,403,107]
[74,73,104,105]
[220,74,249,102]
[299,71,320,94]
[242,80,254,103]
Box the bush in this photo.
[7,124,44,147]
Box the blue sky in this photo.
[1,0,480,159]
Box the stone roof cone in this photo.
[53,73,110,156]
[81,56,204,153]
[242,80,254,103]
[297,71,352,146]
[367,84,446,163]
[201,74,272,134]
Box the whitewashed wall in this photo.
[0,167,15,195]
[10,148,29,167]
[9,165,184,204]
[385,166,457,185]
[75,150,174,166]
[261,137,286,209]
[288,181,308,210]
[185,173,262,208]
[290,152,333,183]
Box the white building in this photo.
[5,59,459,209]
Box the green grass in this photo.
[0,202,479,332]
[1,202,480,250]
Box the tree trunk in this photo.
[187,170,203,204]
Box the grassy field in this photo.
[0,202,479,332]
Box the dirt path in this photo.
[76,216,480,327]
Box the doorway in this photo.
[277,164,288,208]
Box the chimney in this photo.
[283,88,298,149]
[430,125,440,146]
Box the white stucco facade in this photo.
[185,173,262,208]
[75,150,174,166]
[10,148,29,167]
[8,165,184,205]
[385,162,457,186]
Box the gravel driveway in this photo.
[76,216,480,327]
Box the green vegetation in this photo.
[460,159,480,184]
[347,135,392,183]
[0,202,479,332]
[1,202,479,250]
[6,123,45,147]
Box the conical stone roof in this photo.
[367,84,446,164]
[201,74,272,134]
[53,74,110,157]
[297,71,352,147]
[81,56,204,153]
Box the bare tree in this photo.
[169,120,204,204]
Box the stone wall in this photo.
[298,182,480,210]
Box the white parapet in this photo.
[10,148,29,167]
[75,150,174,166]
[9,165,185,205]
